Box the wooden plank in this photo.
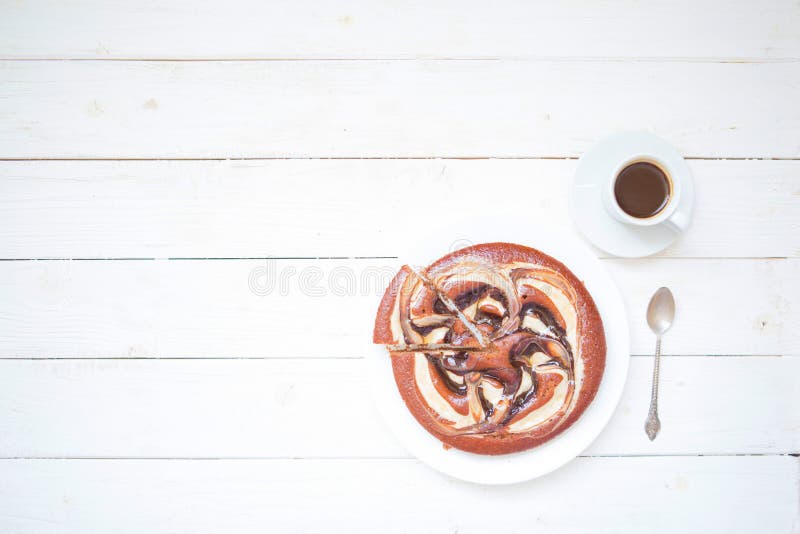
[0,456,795,533]
[607,258,798,357]
[1,0,798,60]
[0,258,795,358]
[0,357,796,458]
[1,159,797,259]
[1,61,798,159]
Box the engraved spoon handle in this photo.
[644,336,662,440]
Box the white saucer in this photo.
[366,225,630,485]
[569,132,694,258]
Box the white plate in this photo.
[366,225,630,485]
[569,132,695,258]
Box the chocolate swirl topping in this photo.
[374,243,606,455]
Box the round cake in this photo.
[373,242,606,455]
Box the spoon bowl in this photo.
[647,287,675,336]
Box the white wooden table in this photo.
[1,2,798,532]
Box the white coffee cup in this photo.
[602,154,690,233]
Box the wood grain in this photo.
[1,0,798,60]
[0,456,796,533]
[1,60,798,159]
[0,258,795,358]
[1,159,798,259]
[0,357,796,458]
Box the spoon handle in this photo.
[644,336,662,441]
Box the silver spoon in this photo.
[644,287,675,441]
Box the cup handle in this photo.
[663,211,690,233]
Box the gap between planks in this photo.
[0,257,790,261]
[1,57,800,63]
[0,453,795,460]
[2,156,800,161]
[0,354,789,360]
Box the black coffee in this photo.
[614,162,671,218]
